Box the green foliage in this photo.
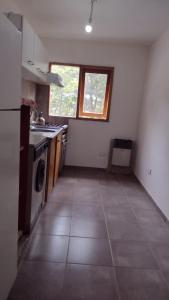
[84,73,107,114]
[49,65,80,117]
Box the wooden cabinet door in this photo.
[54,134,62,185]
[47,138,56,194]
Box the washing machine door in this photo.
[35,159,45,192]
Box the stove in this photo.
[45,122,68,129]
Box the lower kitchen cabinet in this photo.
[54,133,62,185]
[46,133,62,197]
[47,137,56,195]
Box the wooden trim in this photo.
[47,138,56,195]
[48,62,51,116]
[78,66,114,121]
[49,62,114,71]
[78,66,85,117]
[48,62,114,122]
[77,116,110,122]
[76,67,83,119]
[53,133,62,185]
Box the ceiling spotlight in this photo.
[85,24,93,33]
[85,0,97,34]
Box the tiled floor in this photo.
[9,167,169,300]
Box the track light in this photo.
[85,0,97,34]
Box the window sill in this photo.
[48,115,110,122]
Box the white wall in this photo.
[21,79,36,100]
[135,28,169,219]
[44,38,148,168]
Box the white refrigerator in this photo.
[0,14,21,300]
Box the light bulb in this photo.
[85,24,93,33]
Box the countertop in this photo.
[29,133,47,147]
[29,128,63,147]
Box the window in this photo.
[49,63,114,121]
[49,64,80,118]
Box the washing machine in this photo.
[26,138,49,233]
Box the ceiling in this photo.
[14,0,169,44]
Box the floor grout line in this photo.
[120,176,169,292]
[16,170,169,300]
[146,241,169,292]
[100,190,121,300]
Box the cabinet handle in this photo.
[36,67,45,75]
[27,60,34,66]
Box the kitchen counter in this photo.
[29,128,64,147]
[29,133,47,147]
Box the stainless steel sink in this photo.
[31,128,56,133]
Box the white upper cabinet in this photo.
[0,14,21,109]
[22,17,48,84]
[22,18,35,68]
[34,35,48,76]
[6,13,49,84]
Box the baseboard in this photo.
[64,165,132,174]
[64,165,105,172]
[134,171,169,225]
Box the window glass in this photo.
[49,65,80,117]
[83,73,108,114]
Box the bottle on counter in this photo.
[35,111,45,125]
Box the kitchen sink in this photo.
[30,124,65,133]
[31,128,56,133]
